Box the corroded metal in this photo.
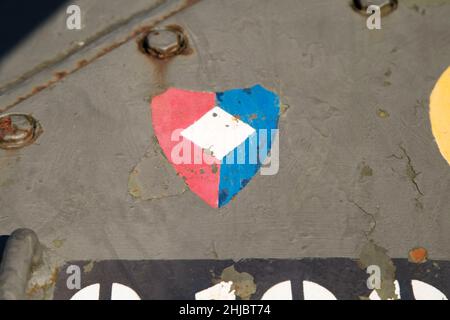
[0,113,42,150]
[139,25,188,59]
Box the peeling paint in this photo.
[358,241,398,300]
[217,266,256,300]
[128,149,187,201]
[83,260,96,273]
[52,239,66,249]
[377,109,390,118]
[360,163,373,178]
[26,248,64,300]
[279,102,290,116]
[409,247,428,264]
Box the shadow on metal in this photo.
[0,0,69,61]
[0,236,9,266]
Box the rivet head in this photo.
[140,26,187,59]
[0,114,42,150]
[352,0,398,16]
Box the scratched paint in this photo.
[430,67,450,166]
[150,85,280,208]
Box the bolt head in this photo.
[0,114,41,150]
[142,27,187,59]
[146,29,182,57]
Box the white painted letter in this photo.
[366,265,381,290]
[66,265,81,290]
[66,5,81,30]
[366,5,381,30]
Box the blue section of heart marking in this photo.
[216,84,280,207]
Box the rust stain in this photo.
[185,0,201,6]
[232,115,241,122]
[149,58,172,92]
[137,24,191,59]
[0,114,43,150]
[26,267,59,298]
[137,24,192,92]
[0,116,14,138]
[409,247,428,264]
[0,0,200,114]
[76,59,88,68]
[53,71,68,81]
[31,85,47,94]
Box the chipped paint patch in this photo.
[218,266,256,300]
[360,163,373,178]
[52,239,66,249]
[53,259,450,300]
[26,248,64,300]
[377,109,390,118]
[358,241,398,300]
[409,247,428,264]
[128,149,187,201]
[83,260,96,273]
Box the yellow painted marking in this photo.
[430,67,450,165]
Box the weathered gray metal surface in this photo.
[0,0,165,90]
[1,0,450,266]
[0,229,42,300]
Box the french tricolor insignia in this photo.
[151,85,280,208]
